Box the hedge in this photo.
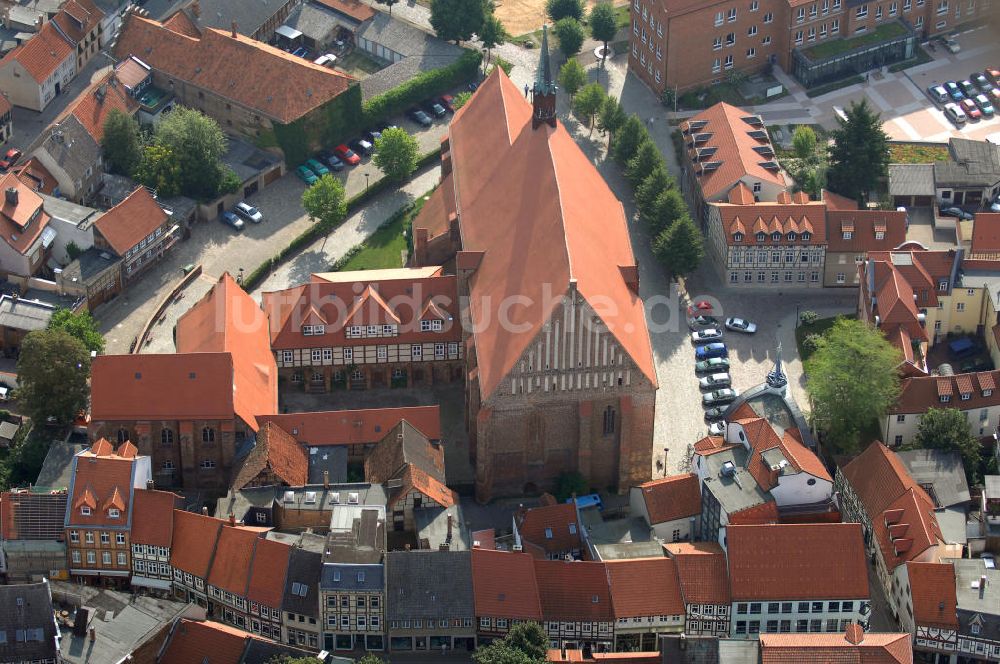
[805,75,864,98]
[241,148,442,292]
[273,84,365,167]
[361,50,482,125]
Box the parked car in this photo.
[943,36,960,53]
[234,201,263,223]
[695,343,728,361]
[990,196,1000,213]
[725,317,757,334]
[0,148,21,171]
[691,328,724,344]
[943,102,967,126]
[960,79,978,98]
[703,388,739,406]
[960,98,982,120]
[944,80,964,101]
[688,315,720,329]
[221,211,244,231]
[704,406,728,421]
[377,122,399,133]
[362,129,382,143]
[439,94,456,113]
[296,165,318,185]
[708,421,726,436]
[990,88,1000,105]
[699,373,732,389]
[306,158,331,177]
[974,93,996,116]
[313,53,337,68]
[423,99,447,118]
[695,357,730,373]
[972,72,993,91]
[349,138,373,156]
[939,205,974,220]
[320,151,345,171]
[291,46,310,59]
[407,107,433,127]
[982,553,997,569]
[333,144,360,165]
[927,84,949,104]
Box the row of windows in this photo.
[731,250,822,263]
[732,231,813,243]
[328,614,381,630]
[303,320,444,337]
[735,618,854,634]
[793,20,840,43]
[736,601,855,614]
[795,0,843,21]
[125,225,164,258]
[326,595,381,609]
[132,544,169,557]
[283,342,458,365]
[118,427,217,446]
[71,550,126,566]
[389,618,471,629]
[77,505,120,518]
[70,531,126,545]
[730,271,820,283]
[134,560,171,576]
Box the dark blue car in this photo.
[695,342,728,361]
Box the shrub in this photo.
[362,50,481,125]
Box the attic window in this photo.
[733,232,744,242]
[984,389,993,397]
[940,395,951,403]
[843,231,853,240]
[875,230,885,240]
[189,372,196,379]
[348,492,359,504]
[960,392,971,401]
[771,232,781,242]
[81,506,91,516]
[305,491,317,504]
[802,232,811,241]
[134,372,142,379]
[786,232,796,241]
[756,232,766,242]
[283,491,294,503]
[357,571,366,583]
[331,492,340,504]
[333,570,341,582]
[591,595,600,603]
[544,528,553,539]
[109,508,120,518]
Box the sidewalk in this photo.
[251,165,442,295]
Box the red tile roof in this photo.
[258,406,441,447]
[535,559,613,622]
[635,473,701,524]
[680,102,786,201]
[113,14,355,124]
[14,157,58,195]
[826,210,907,253]
[246,536,291,608]
[471,549,542,620]
[313,0,377,21]
[169,510,224,577]
[606,558,684,618]
[417,68,657,400]
[93,186,168,256]
[873,487,942,571]
[727,524,869,601]
[516,502,583,555]
[158,619,253,664]
[130,489,180,546]
[161,9,202,38]
[760,629,913,664]
[262,270,460,349]
[394,464,457,509]
[971,213,1000,255]
[0,172,52,256]
[207,525,259,595]
[732,414,831,492]
[663,541,731,605]
[230,421,308,491]
[51,0,103,45]
[1,22,74,84]
[892,370,1000,414]
[906,561,958,629]
[66,441,139,528]
[717,201,827,247]
[822,189,860,211]
[60,71,139,143]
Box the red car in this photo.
[438,94,455,113]
[987,67,1000,86]
[0,148,22,171]
[960,98,982,120]
[333,144,360,165]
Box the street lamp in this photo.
[364,172,370,194]
[663,448,670,477]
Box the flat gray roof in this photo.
[0,295,55,333]
[889,163,935,196]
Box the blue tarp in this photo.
[949,337,975,355]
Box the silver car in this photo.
[725,317,757,334]
[699,372,732,389]
[703,388,739,406]
[708,421,726,436]
[235,201,263,223]
[691,328,724,344]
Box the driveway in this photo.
[95,110,451,354]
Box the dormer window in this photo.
[109,508,120,518]
[984,389,993,397]
[81,506,91,516]
[420,319,443,332]
[938,280,948,291]
[875,231,885,240]
[733,232,744,242]
[939,395,951,403]
[843,231,853,240]
[302,325,324,336]
[801,232,811,241]
[960,392,971,401]
[786,232,797,241]
[544,528,553,539]
[771,232,781,242]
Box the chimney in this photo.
[201,506,208,515]
[980,575,988,599]
[228,513,235,526]
[323,470,329,489]
[145,479,154,490]
[4,187,18,206]
[230,20,237,38]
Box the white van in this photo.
[944,102,967,126]
[313,53,337,68]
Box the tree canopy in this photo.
[559,59,587,97]
[612,114,648,164]
[826,99,889,203]
[653,214,704,279]
[546,0,584,21]
[645,188,687,236]
[47,309,104,354]
[101,109,142,177]
[16,329,90,427]
[909,408,984,485]
[480,12,509,72]
[804,317,901,455]
[589,2,618,66]
[553,17,585,58]
[625,139,664,188]
[473,621,548,664]
[573,83,606,134]
[597,95,626,145]
[635,165,675,220]
[374,127,419,182]
[793,125,817,160]
[431,0,487,43]
[301,174,348,232]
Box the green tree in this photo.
[16,329,90,427]
[505,622,548,661]
[625,139,664,188]
[375,0,398,15]
[653,214,704,279]
[804,317,902,456]
[799,167,823,199]
[373,127,419,182]
[101,109,142,177]
[546,0,584,21]
[554,471,588,502]
[635,165,675,220]
[474,642,541,664]
[612,114,648,164]
[596,95,626,146]
[153,106,230,200]
[792,125,818,160]
[47,309,104,354]
[430,0,487,43]
[480,12,509,73]
[453,91,473,110]
[301,174,348,232]
[559,58,587,97]
[553,17,585,58]
[573,83,606,135]
[356,656,386,664]
[826,99,889,203]
[645,188,687,236]
[589,1,618,67]
[136,143,182,198]
[909,408,983,485]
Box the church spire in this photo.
[766,342,788,392]
[531,24,557,129]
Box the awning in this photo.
[130,575,172,590]
[40,226,57,248]
[275,25,302,40]
[70,568,129,577]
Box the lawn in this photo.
[888,143,950,164]
[336,193,431,271]
[677,82,747,110]
[802,21,908,61]
[336,51,383,79]
[794,315,842,364]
